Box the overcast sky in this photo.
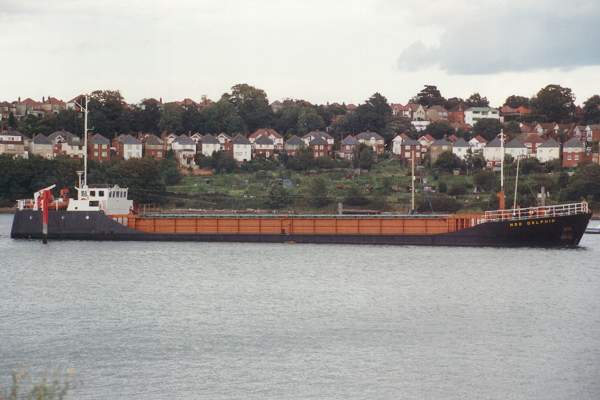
[1,0,599,106]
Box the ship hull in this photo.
[10,210,591,247]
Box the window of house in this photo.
[90,191,96,196]
[567,154,572,160]
[574,154,579,160]
[99,191,104,197]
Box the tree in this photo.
[504,95,530,108]
[132,98,161,133]
[433,151,462,173]
[444,97,464,110]
[353,144,375,170]
[583,95,600,124]
[472,119,503,141]
[296,108,325,134]
[307,177,329,208]
[561,163,600,204]
[465,93,489,107]
[159,103,184,133]
[473,170,497,192]
[531,84,575,122]
[464,150,486,172]
[412,85,445,107]
[423,121,454,139]
[344,185,369,206]
[266,183,291,209]
[7,112,16,128]
[210,151,237,173]
[222,83,273,132]
[88,90,131,138]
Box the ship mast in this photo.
[497,129,506,209]
[411,147,416,213]
[83,95,89,188]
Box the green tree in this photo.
[296,108,325,134]
[222,83,273,132]
[472,119,503,141]
[344,184,369,206]
[210,151,237,173]
[473,170,497,192]
[583,95,600,124]
[561,163,600,204]
[423,121,454,139]
[504,95,530,108]
[433,151,463,173]
[132,98,161,133]
[531,84,575,122]
[159,103,184,133]
[412,85,446,107]
[8,112,17,128]
[353,144,375,170]
[307,177,329,208]
[266,183,291,209]
[88,90,132,138]
[465,93,489,107]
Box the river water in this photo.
[1,214,600,399]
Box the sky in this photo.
[1,0,599,106]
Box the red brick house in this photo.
[302,131,334,154]
[253,135,275,158]
[562,137,585,168]
[399,138,422,164]
[143,134,165,159]
[88,134,111,162]
[249,128,283,150]
[309,136,328,158]
[338,135,358,160]
[284,135,304,156]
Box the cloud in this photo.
[396,1,600,74]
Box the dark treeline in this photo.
[0,155,181,206]
[6,84,600,143]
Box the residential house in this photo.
[505,138,528,160]
[562,137,585,168]
[520,133,545,156]
[162,132,179,150]
[500,105,531,120]
[338,135,358,160]
[232,134,252,162]
[468,135,487,152]
[200,134,220,157]
[309,136,328,158]
[398,138,421,164]
[464,107,500,125]
[216,133,233,153]
[585,124,600,142]
[426,105,449,122]
[190,132,203,144]
[429,138,452,163]
[452,138,470,160]
[355,131,385,155]
[31,134,54,159]
[536,138,560,163]
[417,134,435,149]
[483,136,503,167]
[113,134,143,160]
[447,134,458,143]
[143,134,165,159]
[249,128,284,150]
[253,135,275,158]
[411,120,430,132]
[447,104,466,124]
[302,131,334,154]
[0,130,28,158]
[284,135,304,156]
[408,103,426,121]
[88,134,111,162]
[573,125,587,140]
[172,135,197,167]
[390,103,411,118]
[391,133,410,156]
[48,130,84,158]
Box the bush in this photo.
[417,194,461,213]
[266,183,291,209]
[448,183,467,195]
[433,151,463,173]
[473,170,497,191]
[438,181,447,193]
[344,185,370,206]
[306,177,330,208]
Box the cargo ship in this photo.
[9,98,592,247]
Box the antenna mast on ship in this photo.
[497,129,506,209]
[74,95,89,188]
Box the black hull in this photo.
[10,210,591,247]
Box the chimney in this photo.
[42,96,45,103]
[18,96,21,103]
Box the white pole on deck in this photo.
[500,129,504,192]
[411,148,416,213]
[513,155,521,210]
[83,95,88,188]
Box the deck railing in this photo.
[481,202,589,223]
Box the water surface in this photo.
[1,214,599,399]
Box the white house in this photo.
[232,134,252,162]
[505,138,528,159]
[452,138,470,160]
[468,135,487,152]
[116,134,143,160]
[464,107,500,126]
[411,120,430,132]
[200,134,221,157]
[171,135,197,153]
[536,138,560,163]
[48,130,85,158]
[483,136,503,166]
[31,134,54,159]
[408,103,426,121]
[391,134,409,155]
